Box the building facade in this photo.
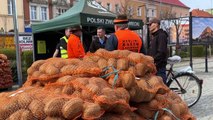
[0,0,24,33]
[96,0,189,23]
[23,0,74,32]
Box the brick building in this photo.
[23,0,75,32]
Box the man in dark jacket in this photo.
[89,26,108,53]
[148,17,168,84]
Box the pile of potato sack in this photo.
[0,54,13,89]
[0,49,195,120]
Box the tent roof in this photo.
[32,0,143,33]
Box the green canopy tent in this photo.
[32,0,143,60]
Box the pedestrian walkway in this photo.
[173,57,213,120]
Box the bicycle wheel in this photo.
[167,72,202,108]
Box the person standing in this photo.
[147,17,168,84]
[59,27,71,59]
[105,14,145,54]
[89,26,108,53]
[67,25,85,58]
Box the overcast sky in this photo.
[180,0,213,10]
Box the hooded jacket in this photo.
[148,29,168,70]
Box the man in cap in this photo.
[67,25,85,58]
[147,17,168,84]
[105,14,145,53]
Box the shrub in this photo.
[21,50,33,83]
[179,51,189,58]
[192,45,205,57]
[0,49,34,84]
[0,48,16,60]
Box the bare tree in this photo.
[160,6,188,53]
[119,0,135,18]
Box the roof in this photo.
[155,0,189,9]
[191,9,213,17]
[199,26,213,39]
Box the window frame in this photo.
[137,7,142,16]
[29,3,49,21]
[106,3,111,11]
[8,0,13,15]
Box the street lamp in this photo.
[139,4,150,51]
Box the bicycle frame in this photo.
[166,66,186,93]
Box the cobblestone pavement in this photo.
[173,57,213,120]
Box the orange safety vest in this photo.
[67,34,85,58]
[115,29,142,52]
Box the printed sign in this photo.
[86,17,114,25]
[37,40,46,54]
[0,36,15,49]
[19,35,33,51]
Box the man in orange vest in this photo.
[105,14,145,53]
[67,25,85,58]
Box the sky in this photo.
[180,0,212,10]
[192,18,213,39]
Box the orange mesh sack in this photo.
[82,102,104,120]
[94,49,115,59]
[0,97,20,119]
[62,98,83,119]
[135,63,149,77]
[107,58,117,68]
[7,109,34,120]
[146,76,170,94]
[127,52,143,64]
[29,99,46,119]
[0,54,13,89]
[119,72,136,90]
[25,58,102,87]
[117,50,131,58]
[117,58,129,71]
[83,55,101,63]
[97,58,108,69]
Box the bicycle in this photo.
[166,55,203,108]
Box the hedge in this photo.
[0,49,33,83]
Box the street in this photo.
[174,57,213,120]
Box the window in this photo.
[8,0,13,15]
[152,9,154,17]
[137,7,142,16]
[30,6,37,20]
[57,8,67,16]
[41,7,47,21]
[115,4,120,13]
[128,6,133,16]
[107,3,111,11]
[30,4,49,21]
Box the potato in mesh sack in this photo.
[7,109,34,120]
[29,99,46,119]
[82,102,104,120]
[0,98,20,120]
[62,98,83,119]
[0,54,8,60]
[0,50,197,120]
[44,97,69,117]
